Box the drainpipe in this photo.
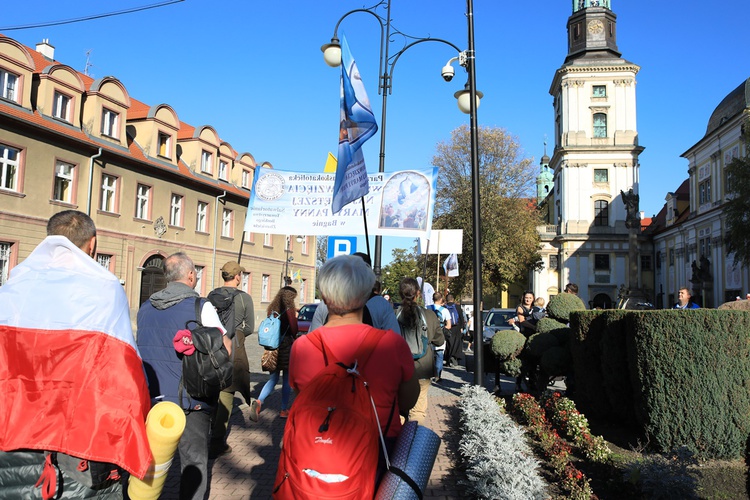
[213,191,227,288]
[86,148,103,216]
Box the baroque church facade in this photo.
[534,0,750,309]
[533,0,652,309]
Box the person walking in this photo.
[432,292,451,382]
[0,210,151,498]
[137,252,232,500]
[674,287,700,309]
[396,277,444,424]
[209,261,255,458]
[250,286,298,420]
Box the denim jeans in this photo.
[434,347,445,379]
[259,369,291,410]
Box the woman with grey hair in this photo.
[289,255,418,441]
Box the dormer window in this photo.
[218,160,228,181]
[157,132,171,158]
[0,69,18,102]
[201,150,213,174]
[53,91,71,122]
[101,108,119,138]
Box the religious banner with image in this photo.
[245,166,437,237]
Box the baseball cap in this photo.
[221,261,245,276]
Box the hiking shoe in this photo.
[208,443,232,459]
[249,399,262,422]
[279,409,289,418]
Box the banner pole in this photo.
[361,197,371,260]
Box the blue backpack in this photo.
[258,310,284,349]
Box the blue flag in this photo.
[332,35,378,214]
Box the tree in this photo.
[432,124,543,297]
[724,121,750,266]
[381,247,420,298]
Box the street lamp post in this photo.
[322,0,466,280]
[283,235,304,287]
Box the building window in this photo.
[594,200,608,226]
[101,108,118,138]
[53,91,71,122]
[241,272,250,293]
[194,265,204,293]
[656,251,662,270]
[262,274,270,302]
[135,184,150,220]
[300,236,308,254]
[264,233,272,246]
[549,254,559,270]
[594,169,608,183]
[222,208,233,237]
[593,113,607,138]
[218,160,228,181]
[242,169,251,188]
[0,242,11,286]
[196,201,208,232]
[669,249,675,266]
[594,254,610,271]
[699,237,712,257]
[100,174,118,212]
[0,144,20,191]
[53,161,75,203]
[96,253,112,271]
[201,150,212,174]
[640,255,652,271]
[245,232,254,243]
[0,69,18,102]
[592,85,606,98]
[157,132,171,158]
[699,179,711,205]
[170,194,183,226]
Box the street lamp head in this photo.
[296,235,304,243]
[454,83,484,114]
[321,38,342,67]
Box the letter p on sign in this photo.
[327,236,357,259]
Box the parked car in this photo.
[297,303,319,335]
[482,308,516,343]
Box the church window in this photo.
[594,169,608,183]
[594,254,610,271]
[699,179,711,205]
[594,200,608,226]
[592,85,606,98]
[593,113,607,138]
[549,255,559,270]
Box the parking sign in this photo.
[327,236,357,260]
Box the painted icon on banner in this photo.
[379,171,430,230]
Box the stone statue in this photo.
[621,188,641,229]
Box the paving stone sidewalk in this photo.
[158,339,510,499]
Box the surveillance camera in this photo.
[441,64,455,82]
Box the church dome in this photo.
[705,77,750,137]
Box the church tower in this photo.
[533,0,645,309]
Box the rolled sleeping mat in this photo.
[128,401,187,500]
[375,420,441,499]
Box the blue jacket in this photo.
[137,292,214,409]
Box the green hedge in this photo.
[491,329,526,360]
[547,292,586,323]
[569,311,612,417]
[627,310,750,459]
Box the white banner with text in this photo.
[244,167,438,237]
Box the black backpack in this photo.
[207,287,240,339]
[180,298,233,402]
[396,306,429,359]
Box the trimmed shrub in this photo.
[500,357,523,378]
[526,332,559,358]
[569,311,616,419]
[540,345,571,377]
[598,310,637,424]
[537,317,572,346]
[546,292,586,323]
[491,329,526,360]
[627,310,750,458]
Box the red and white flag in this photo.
[0,236,152,479]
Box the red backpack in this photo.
[273,328,386,499]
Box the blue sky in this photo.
[3,1,747,264]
